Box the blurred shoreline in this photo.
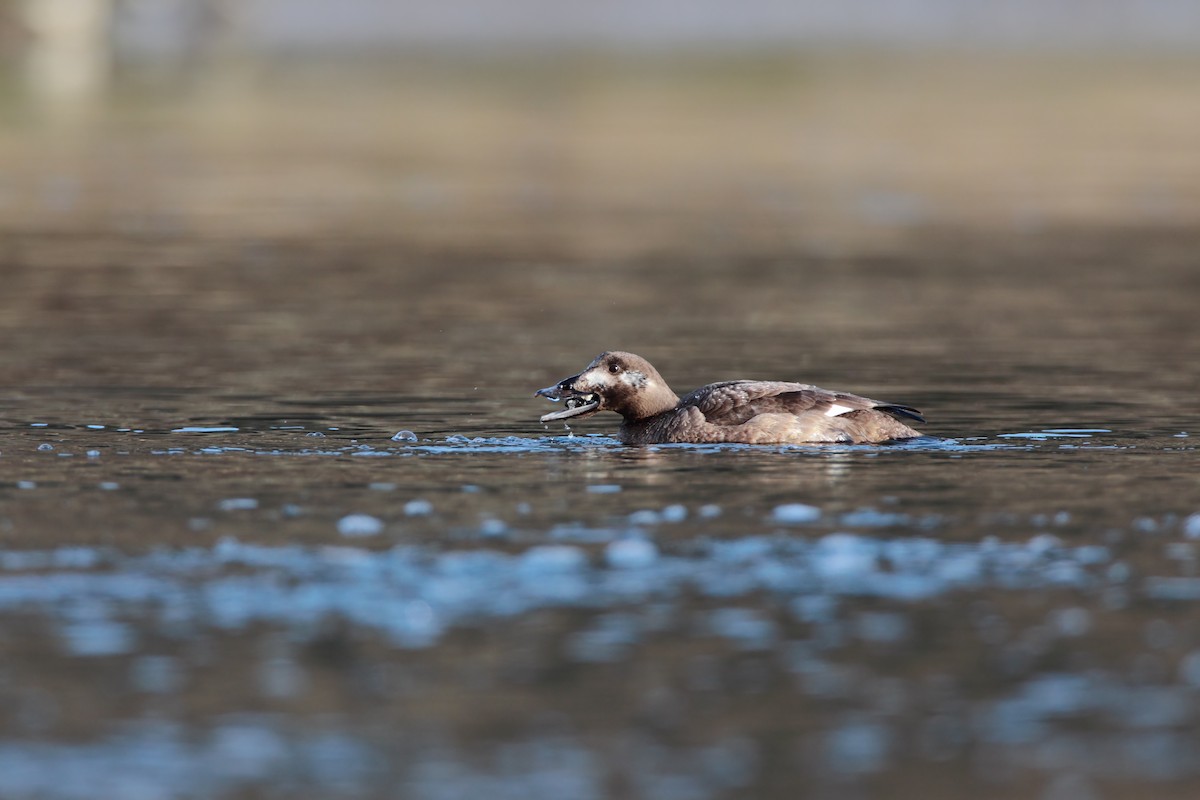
[2,48,1199,259]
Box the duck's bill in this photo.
[539,394,601,423]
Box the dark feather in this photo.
[876,404,925,423]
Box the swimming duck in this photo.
[535,351,924,444]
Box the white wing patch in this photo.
[825,403,854,417]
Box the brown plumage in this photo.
[535,351,925,445]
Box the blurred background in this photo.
[2,0,1198,255]
[3,4,1200,800]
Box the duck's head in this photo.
[535,351,679,423]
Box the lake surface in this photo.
[2,53,1200,799]
[2,225,1198,800]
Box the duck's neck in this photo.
[621,383,681,422]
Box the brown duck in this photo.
[535,351,924,445]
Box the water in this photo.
[0,229,1196,799]
[3,50,1200,799]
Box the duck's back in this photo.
[622,380,923,444]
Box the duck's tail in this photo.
[876,404,925,423]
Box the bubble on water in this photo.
[60,619,135,656]
[586,484,622,494]
[856,611,910,643]
[842,507,909,527]
[1050,607,1091,637]
[1184,513,1200,539]
[706,607,777,650]
[445,435,470,444]
[1107,561,1131,582]
[812,534,879,581]
[1178,650,1200,687]
[1073,545,1111,565]
[1027,534,1062,554]
[567,613,641,662]
[710,536,773,564]
[791,595,838,624]
[391,430,418,443]
[387,600,442,648]
[337,514,384,537]
[210,723,290,779]
[1144,576,1200,600]
[479,518,508,537]
[86,450,102,459]
[259,656,306,698]
[825,718,891,774]
[218,498,258,512]
[605,538,658,570]
[519,545,588,575]
[550,524,620,543]
[1144,618,1177,650]
[699,736,760,789]
[37,443,55,452]
[661,504,687,523]
[131,655,181,694]
[1165,542,1194,562]
[404,499,433,516]
[628,509,662,526]
[771,503,821,524]
[305,431,326,438]
[172,426,239,433]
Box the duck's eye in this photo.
[608,363,622,374]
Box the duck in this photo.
[535,351,924,444]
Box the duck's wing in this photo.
[685,381,924,426]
